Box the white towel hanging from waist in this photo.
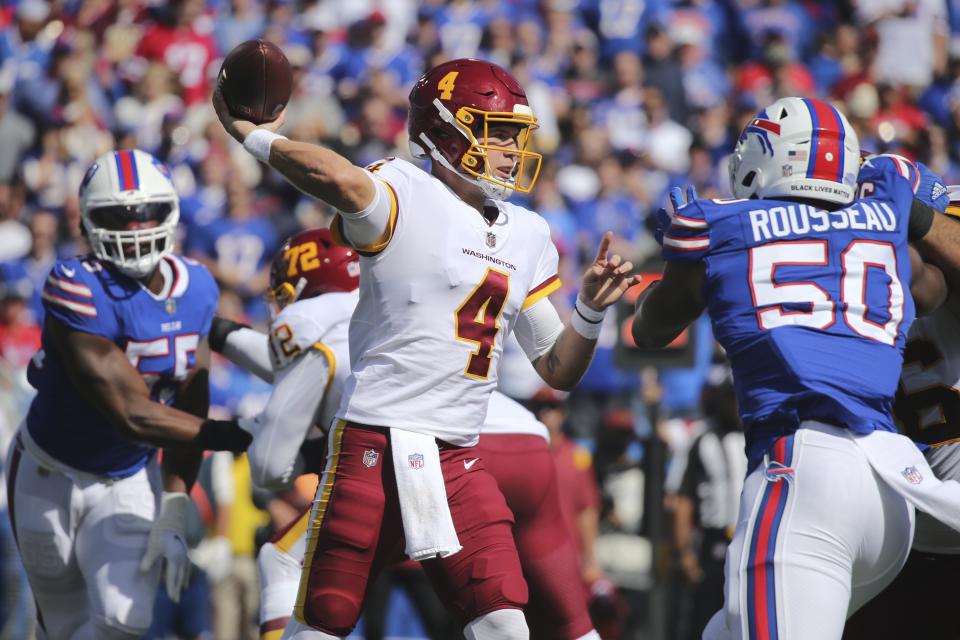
[390,428,462,560]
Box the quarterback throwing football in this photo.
[214,58,634,639]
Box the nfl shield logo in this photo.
[165,298,177,315]
[902,466,923,485]
[362,450,379,468]
[408,453,424,470]
[486,232,496,248]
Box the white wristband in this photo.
[571,296,605,340]
[575,295,605,321]
[243,129,286,163]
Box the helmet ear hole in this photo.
[742,171,756,188]
[780,107,789,119]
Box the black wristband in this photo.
[299,436,328,474]
[196,419,253,452]
[909,198,936,242]
[208,316,249,354]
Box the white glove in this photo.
[190,535,234,582]
[140,492,191,603]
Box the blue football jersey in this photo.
[26,254,218,477]
[860,153,948,213]
[663,160,917,468]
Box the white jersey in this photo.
[897,306,960,552]
[483,391,549,443]
[897,306,960,450]
[269,291,356,432]
[331,158,561,446]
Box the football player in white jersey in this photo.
[213,58,633,639]
[208,227,361,640]
[7,150,252,639]
[211,228,598,640]
[842,166,960,639]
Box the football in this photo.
[218,39,293,124]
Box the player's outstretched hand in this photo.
[196,419,253,452]
[669,185,698,213]
[654,185,698,246]
[580,232,640,312]
[140,492,191,603]
[212,84,286,145]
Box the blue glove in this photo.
[915,161,949,213]
[654,186,699,246]
[669,185,698,214]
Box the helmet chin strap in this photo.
[289,277,308,306]
[413,132,512,201]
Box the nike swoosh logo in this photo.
[61,266,75,278]
[464,458,479,470]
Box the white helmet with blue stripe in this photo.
[79,149,180,279]
[729,97,860,207]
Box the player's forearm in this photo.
[117,395,250,452]
[533,327,596,391]
[269,139,374,213]
[221,326,274,383]
[914,212,960,291]
[672,495,697,552]
[632,265,706,348]
[162,362,211,491]
[912,262,947,316]
[121,395,207,446]
[631,282,686,348]
[247,350,328,489]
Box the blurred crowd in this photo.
[0,0,957,638]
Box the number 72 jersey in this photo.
[662,159,916,466]
[330,157,561,446]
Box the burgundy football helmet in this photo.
[266,228,359,317]
[407,58,542,200]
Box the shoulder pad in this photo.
[269,295,353,369]
[41,257,112,333]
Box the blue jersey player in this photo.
[7,149,252,640]
[632,97,958,639]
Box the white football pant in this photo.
[6,431,161,640]
[703,421,914,640]
[912,441,960,553]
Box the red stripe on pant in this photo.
[751,480,783,639]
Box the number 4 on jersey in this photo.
[455,268,509,379]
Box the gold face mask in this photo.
[264,279,305,320]
[454,106,543,196]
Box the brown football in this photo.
[218,39,293,124]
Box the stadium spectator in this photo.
[0,211,59,325]
[1,1,958,636]
[669,370,745,640]
[135,0,218,106]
